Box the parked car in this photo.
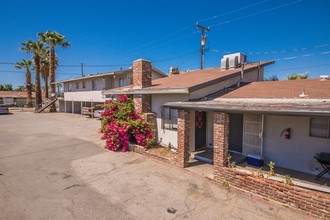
[93,109,105,118]
[0,106,9,114]
[82,104,103,117]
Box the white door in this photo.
[242,113,264,156]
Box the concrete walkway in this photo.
[0,112,313,220]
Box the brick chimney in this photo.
[132,59,152,114]
[133,59,152,89]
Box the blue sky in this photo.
[0,0,330,88]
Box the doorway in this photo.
[195,111,206,150]
[229,113,243,153]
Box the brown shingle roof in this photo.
[0,91,36,98]
[218,79,330,99]
[104,61,274,94]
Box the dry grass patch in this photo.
[145,146,177,160]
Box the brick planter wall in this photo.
[212,112,330,219]
[214,167,330,219]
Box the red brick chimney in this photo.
[133,59,152,89]
[133,59,152,114]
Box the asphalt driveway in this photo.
[0,112,313,220]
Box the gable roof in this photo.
[0,91,36,98]
[217,78,330,99]
[104,61,274,95]
[164,78,330,116]
[58,67,167,83]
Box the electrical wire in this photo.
[210,0,303,28]
[266,63,330,73]
[197,0,268,23]
[211,43,330,55]
[115,1,275,57]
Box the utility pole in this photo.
[196,22,210,69]
[81,63,84,77]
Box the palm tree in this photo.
[0,84,13,91]
[40,53,59,99]
[38,31,70,112]
[15,59,33,107]
[20,40,46,111]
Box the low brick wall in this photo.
[214,167,330,219]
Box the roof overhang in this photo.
[104,88,189,95]
[164,98,330,116]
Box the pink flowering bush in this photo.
[100,95,155,152]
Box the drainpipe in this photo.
[241,62,245,80]
[256,62,261,82]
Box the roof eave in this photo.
[104,88,189,95]
[163,100,330,116]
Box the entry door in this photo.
[195,111,207,150]
[243,113,264,156]
[229,113,243,153]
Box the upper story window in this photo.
[76,82,79,89]
[68,83,72,92]
[119,78,126,87]
[92,80,96,90]
[309,117,330,139]
[82,81,86,89]
[161,107,178,130]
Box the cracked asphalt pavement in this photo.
[0,112,313,220]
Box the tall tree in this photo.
[264,75,279,81]
[15,86,26,92]
[38,31,70,112]
[40,53,59,99]
[40,57,49,99]
[14,59,33,107]
[0,84,13,91]
[20,40,46,111]
[287,73,309,80]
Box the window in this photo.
[162,107,178,130]
[92,80,96,90]
[68,83,72,92]
[76,82,79,89]
[309,117,330,138]
[119,78,126,87]
[82,81,86,89]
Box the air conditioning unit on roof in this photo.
[320,75,329,81]
[221,52,246,69]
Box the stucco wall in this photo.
[263,115,330,175]
[189,69,261,100]
[151,94,189,148]
[64,91,105,102]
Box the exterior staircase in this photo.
[37,97,58,113]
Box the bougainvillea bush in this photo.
[100,94,154,152]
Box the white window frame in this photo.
[92,80,96,90]
[162,107,178,130]
[309,117,330,139]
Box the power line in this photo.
[267,63,330,73]
[0,70,78,75]
[197,0,268,23]
[0,62,16,65]
[211,43,330,55]
[210,0,303,28]
[153,51,198,63]
[115,1,274,58]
